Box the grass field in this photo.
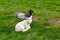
[0,0,60,40]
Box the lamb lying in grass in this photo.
[15,16,32,32]
[17,10,34,19]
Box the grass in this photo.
[0,0,60,40]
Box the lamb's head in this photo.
[29,10,34,16]
[27,16,32,24]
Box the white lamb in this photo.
[15,16,32,32]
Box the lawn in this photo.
[0,0,60,40]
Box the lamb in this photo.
[15,16,32,32]
[17,10,34,19]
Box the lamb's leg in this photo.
[22,26,31,32]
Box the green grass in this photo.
[0,0,60,40]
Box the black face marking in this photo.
[25,10,34,17]
[29,10,34,15]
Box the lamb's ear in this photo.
[29,10,34,13]
[29,10,34,15]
